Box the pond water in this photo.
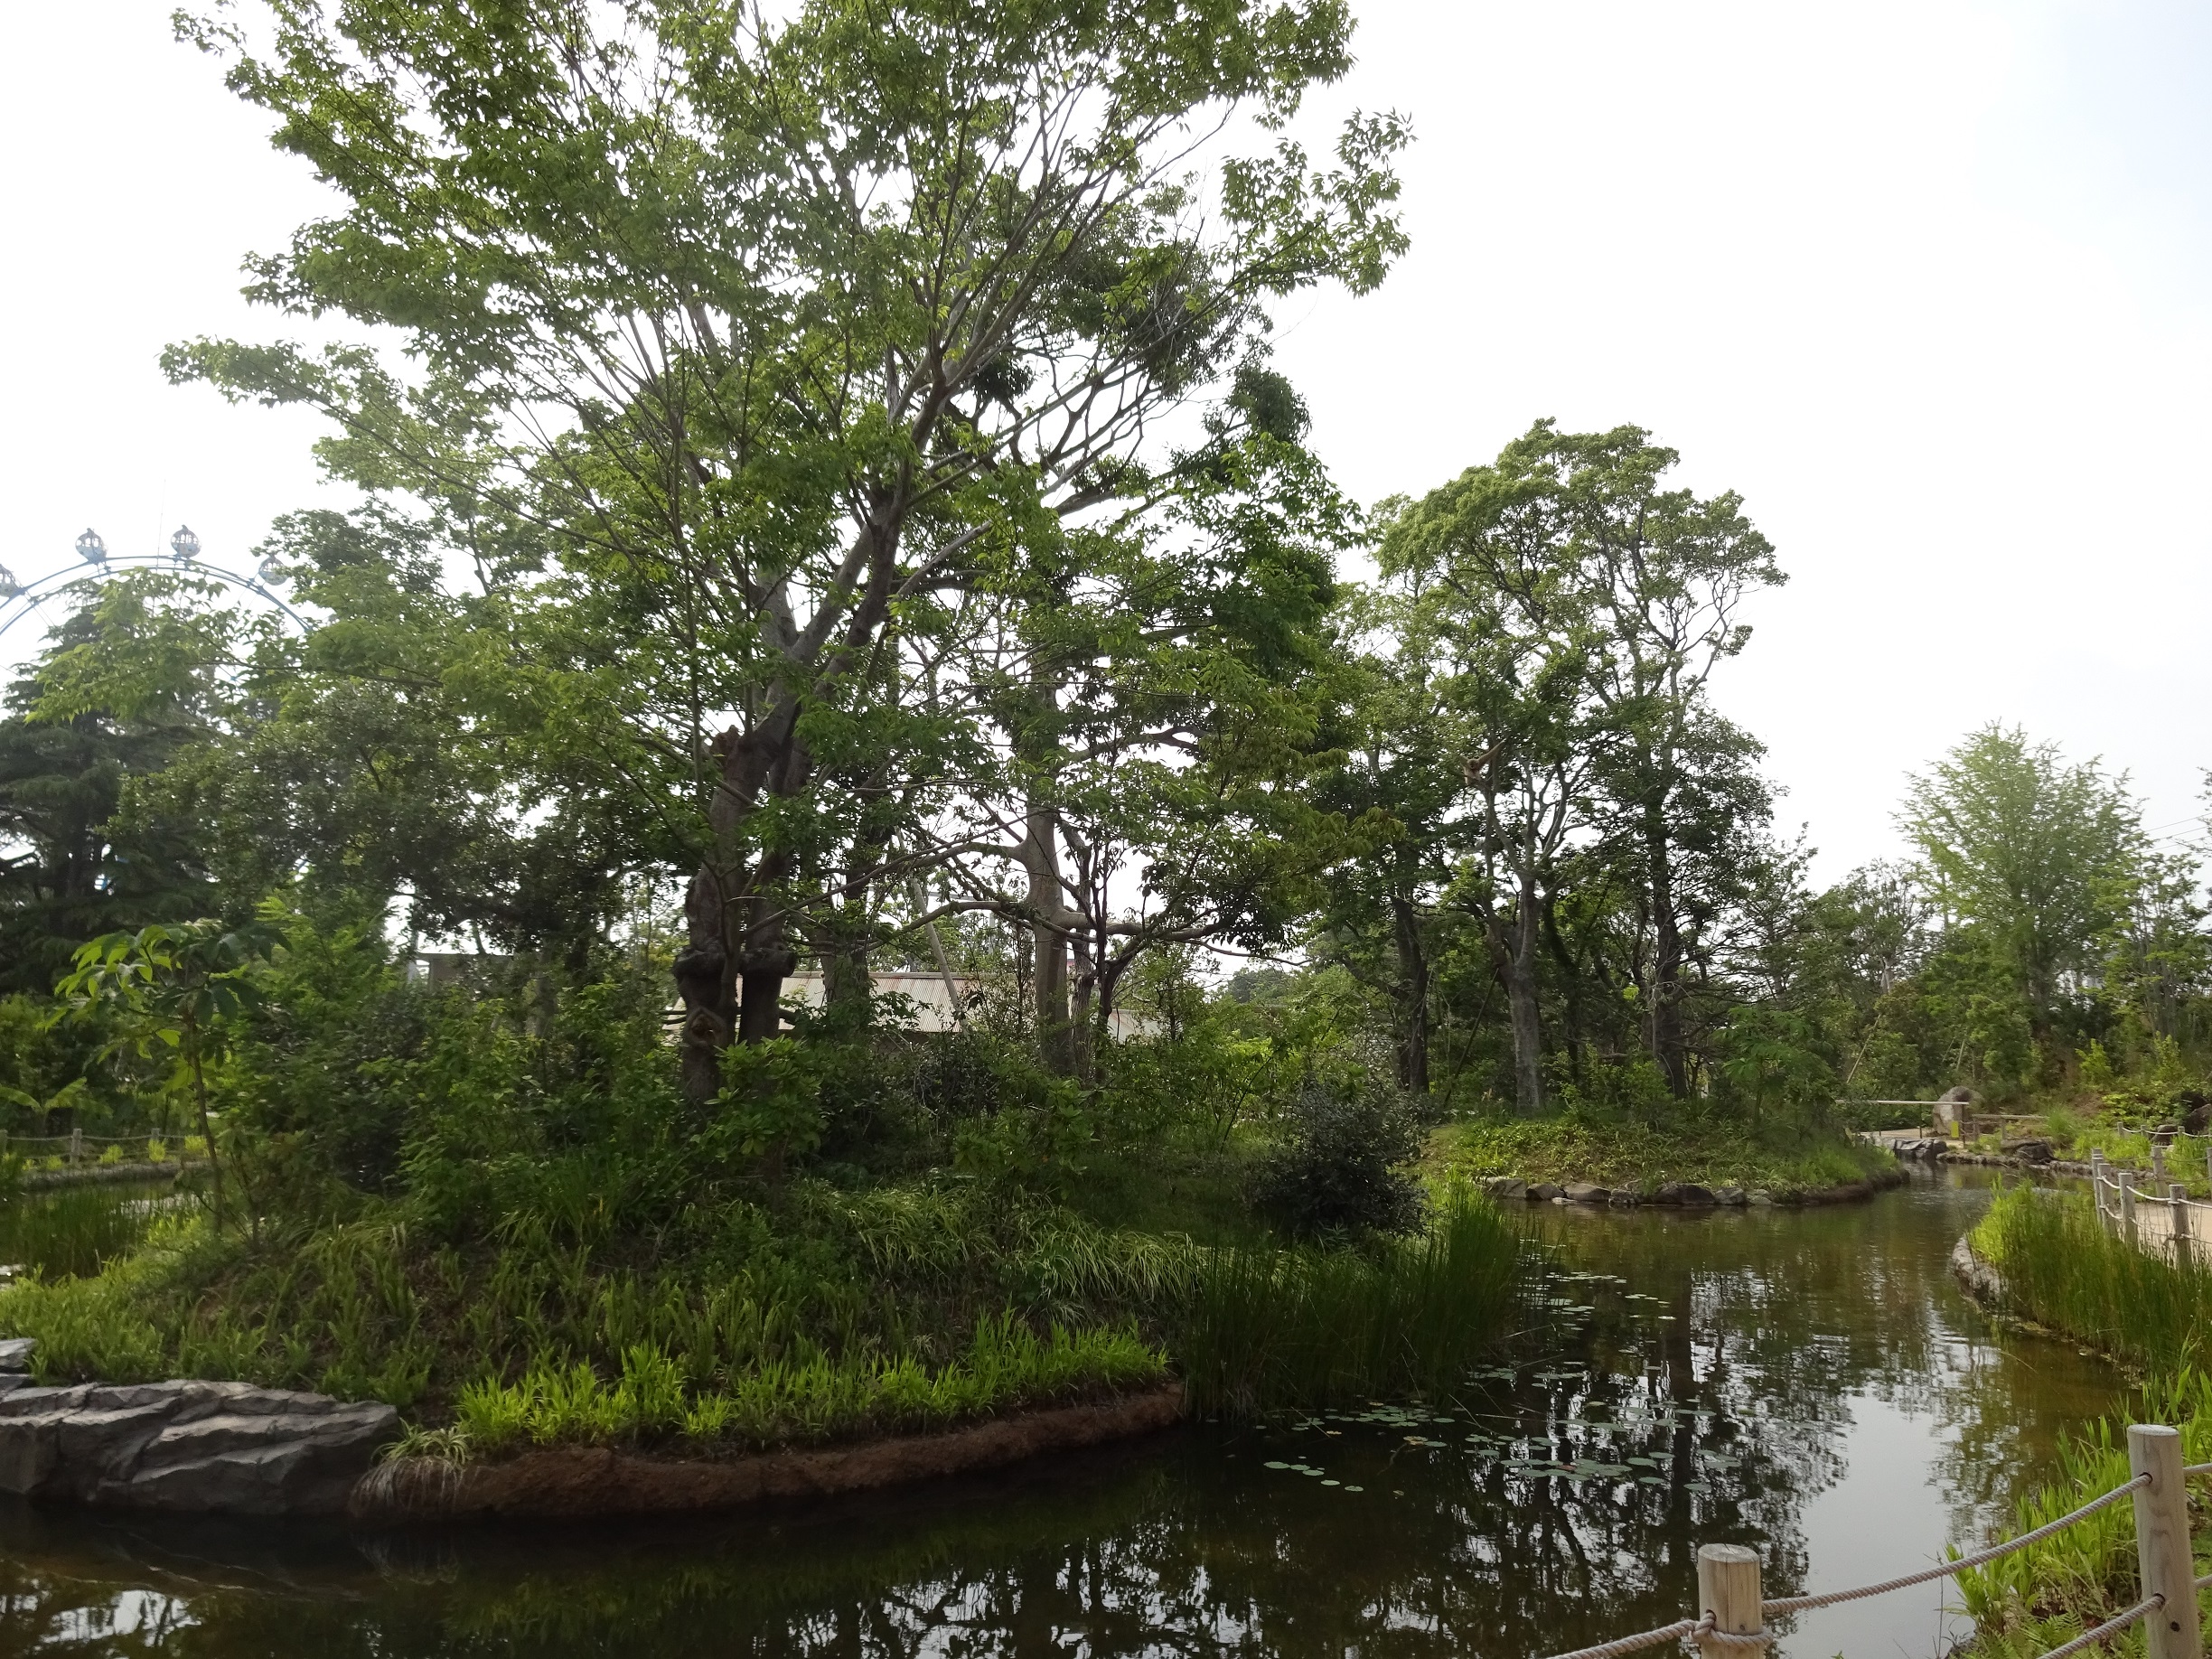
[0,1169,2131,1658]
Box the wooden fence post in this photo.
[2171,1186,2193,1271]
[2130,1424,2203,1659]
[2156,1141,2170,1184]
[68,1127,82,1167]
[1696,1544,1763,1658]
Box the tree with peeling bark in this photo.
[167,0,1407,1101]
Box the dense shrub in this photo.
[1251,1062,1426,1238]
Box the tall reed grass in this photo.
[0,1183,157,1279]
[1173,1192,1523,1415]
[1973,1186,2212,1370]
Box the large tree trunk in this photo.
[820,935,872,1021]
[736,887,797,1044]
[677,700,810,1099]
[1477,877,1546,1116]
[675,868,736,1105]
[816,845,882,1025]
[1390,891,1430,1095]
[1645,804,1689,1096]
[1070,959,1097,1086]
[1025,801,1075,1076]
[675,497,911,1097]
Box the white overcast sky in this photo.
[5,0,2208,885]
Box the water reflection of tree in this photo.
[0,1182,2127,1659]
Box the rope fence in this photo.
[0,1128,204,1169]
[2085,1150,2212,1267]
[1541,1429,2208,1659]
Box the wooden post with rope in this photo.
[2129,1424,2202,1659]
[1695,1545,1762,1658]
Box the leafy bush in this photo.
[1251,1062,1426,1238]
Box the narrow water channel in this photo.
[0,1170,2130,1658]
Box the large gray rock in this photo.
[1562,1182,1610,1204]
[0,1379,397,1515]
[0,1338,33,1372]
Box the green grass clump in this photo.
[1438,1115,1888,1195]
[1972,1186,2212,1370]
[1173,1191,1523,1415]
[1955,1373,2212,1658]
[451,1316,1163,1457]
[0,1220,173,1381]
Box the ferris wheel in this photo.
[0,526,310,645]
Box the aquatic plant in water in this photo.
[1173,1192,1524,1415]
[1973,1185,2212,1371]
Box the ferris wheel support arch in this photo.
[0,532,310,647]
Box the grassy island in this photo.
[1436,1114,1893,1198]
[0,933,1534,1466]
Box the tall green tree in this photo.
[946,406,1356,1078]
[1899,724,2146,1051]
[1378,459,1604,1115]
[173,0,1409,1101]
[1305,586,1462,1097]
[1568,424,1782,1095]
[0,576,232,992]
[1368,422,1782,1112]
